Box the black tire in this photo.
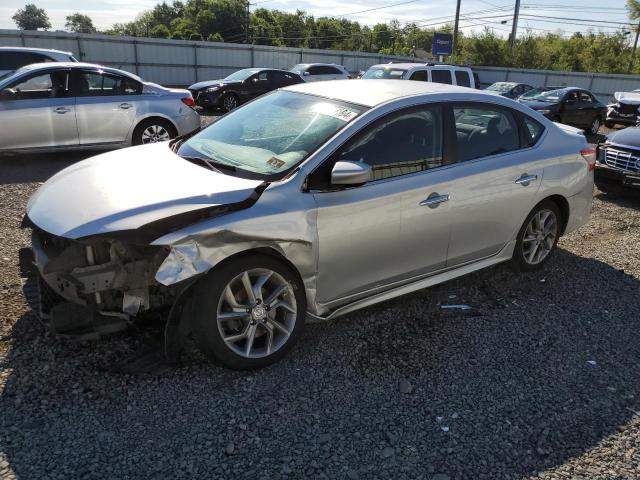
[511,199,562,272]
[192,254,306,370]
[587,116,601,136]
[604,121,615,129]
[132,118,177,146]
[221,93,239,112]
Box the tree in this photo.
[150,24,171,38]
[12,4,51,31]
[65,13,96,33]
[627,0,640,20]
[207,32,224,42]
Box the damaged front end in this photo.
[31,227,179,338]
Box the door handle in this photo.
[54,107,70,114]
[420,193,450,208]
[515,174,538,186]
[119,103,132,109]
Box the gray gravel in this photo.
[1,142,640,479]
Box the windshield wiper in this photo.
[179,155,236,173]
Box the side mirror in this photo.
[0,88,16,99]
[564,98,575,104]
[331,161,372,186]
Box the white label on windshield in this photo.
[311,102,359,122]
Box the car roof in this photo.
[7,62,142,81]
[295,63,343,67]
[284,79,483,107]
[0,46,74,56]
[369,63,471,70]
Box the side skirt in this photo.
[308,240,516,322]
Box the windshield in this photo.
[177,90,366,179]
[362,67,407,79]
[487,82,514,93]
[223,69,261,82]
[523,88,566,102]
[290,64,306,73]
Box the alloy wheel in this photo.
[590,117,600,135]
[223,95,238,111]
[217,268,297,359]
[522,209,558,265]
[141,125,171,143]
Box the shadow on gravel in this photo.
[595,188,640,211]
[0,151,100,185]
[2,249,640,479]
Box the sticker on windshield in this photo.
[266,157,286,169]
[311,102,359,122]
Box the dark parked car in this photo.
[486,81,534,99]
[605,90,640,128]
[595,127,640,192]
[188,68,303,111]
[518,87,606,135]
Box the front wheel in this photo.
[511,200,562,272]
[192,254,306,370]
[221,94,239,112]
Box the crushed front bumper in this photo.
[29,227,177,336]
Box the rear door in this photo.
[72,69,142,145]
[0,68,77,150]
[444,103,543,266]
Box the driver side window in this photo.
[308,106,443,190]
[4,71,69,100]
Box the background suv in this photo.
[362,63,477,88]
[0,47,77,77]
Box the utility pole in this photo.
[245,0,251,44]
[629,21,640,73]
[510,0,520,47]
[452,0,461,56]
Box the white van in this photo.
[362,62,478,89]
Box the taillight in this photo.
[181,96,196,108]
[581,147,596,171]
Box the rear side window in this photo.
[410,70,427,81]
[579,91,593,103]
[336,106,443,181]
[454,70,471,87]
[75,71,142,96]
[522,115,544,146]
[431,70,452,85]
[453,105,520,161]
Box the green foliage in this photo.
[94,0,640,74]
[12,4,51,31]
[189,32,203,41]
[65,13,96,33]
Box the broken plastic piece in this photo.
[440,304,472,310]
[587,360,597,366]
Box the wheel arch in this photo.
[540,194,570,236]
[128,114,179,144]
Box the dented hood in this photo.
[27,142,263,239]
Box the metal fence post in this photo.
[20,32,25,46]
[133,39,139,75]
[193,43,198,83]
[251,45,255,67]
[76,36,83,61]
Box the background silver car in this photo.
[0,47,78,77]
[0,62,200,152]
[26,80,594,369]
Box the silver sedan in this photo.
[0,62,200,152]
[25,80,594,369]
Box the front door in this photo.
[0,69,77,150]
[311,105,451,304]
[445,103,543,266]
[72,69,141,145]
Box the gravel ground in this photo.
[1,130,640,479]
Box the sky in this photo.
[0,0,634,39]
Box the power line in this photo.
[335,0,422,18]
[519,13,635,26]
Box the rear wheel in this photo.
[192,254,306,370]
[511,200,562,272]
[132,118,177,145]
